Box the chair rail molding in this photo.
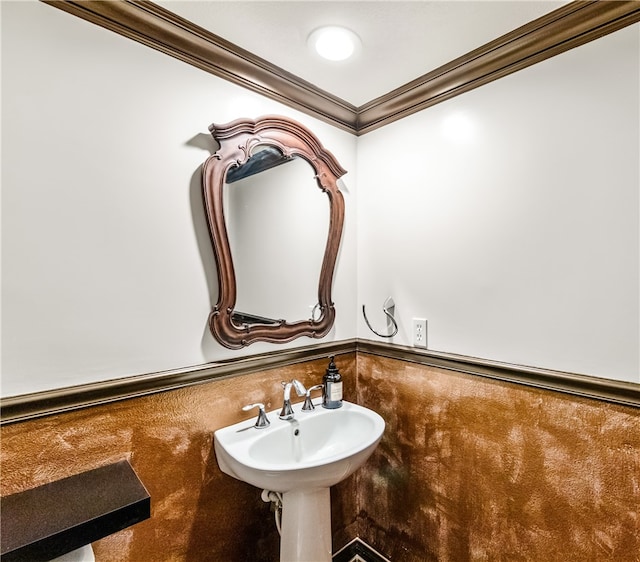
[2,340,638,425]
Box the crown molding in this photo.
[356,1,640,134]
[43,1,640,135]
[43,0,358,133]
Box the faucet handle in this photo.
[242,402,270,429]
[302,384,324,411]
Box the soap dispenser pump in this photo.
[322,355,343,409]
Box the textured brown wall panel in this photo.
[1,354,356,561]
[355,354,640,562]
[4,351,637,561]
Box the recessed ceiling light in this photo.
[307,26,361,62]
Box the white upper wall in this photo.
[0,1,358,397]
[357,23,639,382]
[1,2,638,397]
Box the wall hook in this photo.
[363,297,398,338]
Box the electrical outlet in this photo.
[413,318,427,348]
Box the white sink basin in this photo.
[214,400,385,492]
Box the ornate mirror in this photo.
[202,116,346,349]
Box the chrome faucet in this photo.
[279,379,306,420]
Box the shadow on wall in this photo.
[185,440,280,562]
[186,132,222,357]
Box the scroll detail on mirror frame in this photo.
[202,115,346,349]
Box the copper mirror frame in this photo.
[202,116,346,349]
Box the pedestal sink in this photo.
[214,400,385,562]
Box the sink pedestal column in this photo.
[280,488,331,562]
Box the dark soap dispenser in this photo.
[322,355,343,409]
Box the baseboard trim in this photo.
[333,538,390,562]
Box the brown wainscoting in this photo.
[43,1,640,135]
[0,356,361,562]
[2,345,638,561]
[2,339,637,425]
[354,353,640,561]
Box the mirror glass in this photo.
[224,150,328,323]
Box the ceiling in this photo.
[157,1,567,106]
